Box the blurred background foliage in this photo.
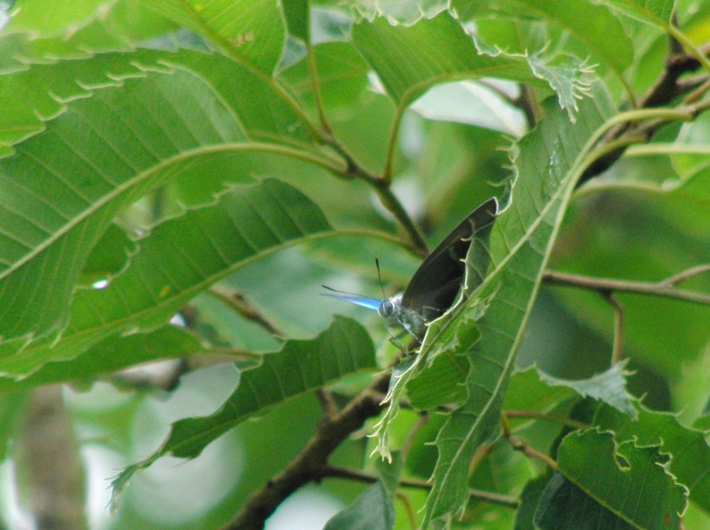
[0,0,709,529]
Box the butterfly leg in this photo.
[385,325,422,353]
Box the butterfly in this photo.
[323,197,498,341]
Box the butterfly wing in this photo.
[402,197,498,321]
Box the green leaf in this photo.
[167,316,376,459]
[595,0,675,27]
[79,223,136,285]
[452,0,634,75]
[0,46,330,353]
[514,474,551,530]
[406,352,468,409]
[324,482,394,530]
[3,0,118,38]
[528,53,596,122]
[281,0,309,42]
[554,429,686,530]
[138,0,286,74]
[352,12,542,107]
[0,325,211,392]
[423,87,615,524]
[0,62,239,348]
[534,472,635,530]
[537,362,637,418]
[111,316,376,507]
[0,52,147,152]
[595,402,710,513]
[324,454,401,530]
[0,178,334,376]
[279,41,370,111]
[503,366,577,413]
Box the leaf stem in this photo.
[600,292,625,365]
[304,37,332,136]
[382,104,406,184]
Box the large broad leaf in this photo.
[0,325,212,392]
[2,0,120,38]
[0,178,335,377]
[353,12,598,125]
[595,0,675,27]
[138,0,286,75]
[0,52,151,153]
[110,316,377,507]
[352,12,543,108]
[537,362,636,418]
[545,429,686,529]
[595,402,710,513]
[0,47,318,154]
[0,47,332,354]
[407,356,635,417]
[452,0,634,76]
[422,87,615,523]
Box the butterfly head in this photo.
[377,293,402,321]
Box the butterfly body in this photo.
[324,197,498,339]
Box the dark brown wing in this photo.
[401,197,498,321]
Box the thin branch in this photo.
[328,155,430,255]
[507,434,559,470]
[661,264,710,286]
[502,415,558,470]
[543,268,710,307]
[372,184,430,255]
[208,285,285,339]
[317,465,521,508]
[315,389,339,417]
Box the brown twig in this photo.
[317,465,521,508]
[502,415,558,471]
[543,268,710,307]
[209,285,285,339]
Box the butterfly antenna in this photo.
[321,285,368,297]
[375,258,387,299]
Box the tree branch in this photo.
[543,268,710,307]
[222,373,391,530]
[577,37,710,186]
